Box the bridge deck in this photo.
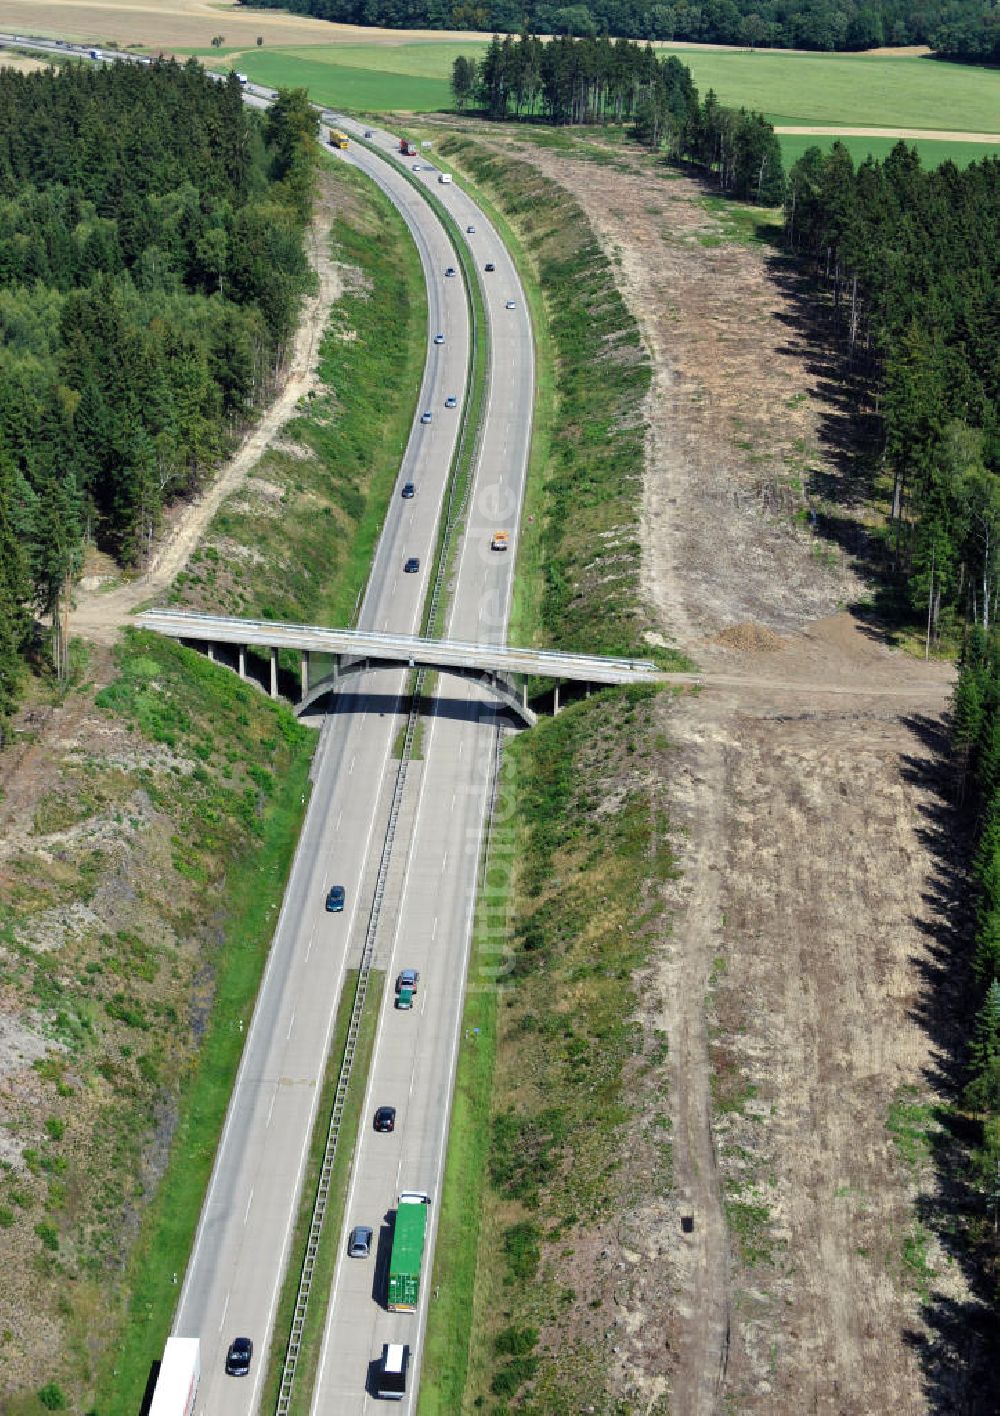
[137,610,664,686]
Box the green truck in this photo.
[387,1191,430,1312]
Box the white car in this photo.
[466,225,476,234]
[505,300,517,310]
[433,333,445,346]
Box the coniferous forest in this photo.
[247,0,996,55]
[0,60,316,737]
[453,35,785,202]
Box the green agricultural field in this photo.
[209,41,999,136]
[660,48,1000,133]
[778,132,1000,170]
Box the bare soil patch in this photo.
[454,128,972,1413]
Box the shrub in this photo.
[38,1385,67,1411]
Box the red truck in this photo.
[398,137,418,157]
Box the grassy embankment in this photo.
[0,156,426,1414]
[199,41,999,169]
[0,632,314,1416]
[418,142,680,1414]
[171,157,427,652]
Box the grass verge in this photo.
[171,157,427,638]
[437,134,690,668]
[420,686,677,1412]
[260,969,385,1413]
[56,631,315,1415]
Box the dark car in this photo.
[348,1224,373,1258]
[401,482,415,499]
[364,128,374,138]
[225,1337,253,1377]
[466,224,476,234]
[403,557,420,574]
[484,262,496,272]
[325,885,345,913]
[374,1106,396,1133]
[445,266,456,277]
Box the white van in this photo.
[375,1344,409,1400]
[438,173,452,185]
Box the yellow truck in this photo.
[490,531,509,551]
[329,129,349,150]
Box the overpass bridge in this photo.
[136,609,668,725]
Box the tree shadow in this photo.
[895,711,1000,1412]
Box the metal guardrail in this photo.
[275,684,423,1414]
[273,120,489,1416]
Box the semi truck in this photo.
[149,1337,200,1416]
[329,129,349,150]
[398,137,417,157]
[387,1191,429,1311]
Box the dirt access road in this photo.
[70,183,342,646]
[479,132,978,1413]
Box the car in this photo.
[403,557,420,574]
[395,968,420,1010]
[325,885,345,912]
[401,482,415,499]
[466,224,476,234]
[364,128,374,138]
[348,1224,373,1258]
[484,262,496,272]
[505,300,517,309]
[433,333,445,345]
[445,395,457,409]
[445,266,456,277]
[374,1106,396,1133]
[420,410,432,424]
[225,1337,253,1377]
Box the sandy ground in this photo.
[70,179,342,644]
[775,125,1000,142]
[458,131,973,1414]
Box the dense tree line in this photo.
[245,0,991,51]
[952,636,1000,1286]
[454,35,783,202]
[0,61,316,740]
[784,143,1000,640]
[932,10,1000,64]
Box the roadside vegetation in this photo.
[0,632,314,1412]
[170,158,427,639]
[0,64,317,736]
[438,134,687,663]
[420,132,682,1413]
[0,149,428,1409]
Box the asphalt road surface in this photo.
[171,123,533,1415]
[306,121,533,1415]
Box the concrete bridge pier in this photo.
[300,650,310,699]
[270,647,278,699]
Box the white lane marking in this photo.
[218,1292,230,1332]
[441,850,448,872]
[349,755,355,775]
[266,1090,277,1128]
[432,916,438,940]
[286,1011,296,1040]
[244,1188,254,1226]
[336,809,343,831]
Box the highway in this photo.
[304,119,533,1413]
[169,119,534,1414]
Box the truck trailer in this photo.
[149,1337,200,1416]
[387,1192,429,1311]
